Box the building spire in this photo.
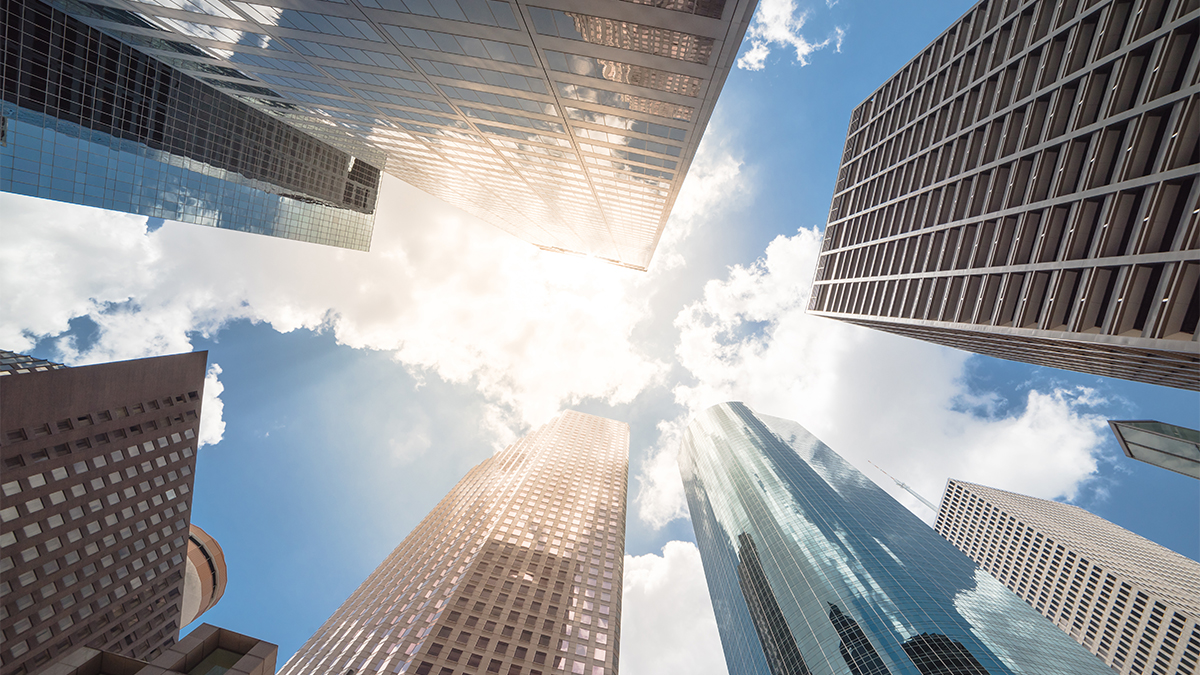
[868,461,938,513]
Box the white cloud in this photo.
[737,0,843,71]
[637,227,1111,527]
[199,363,226,447]
[620,541,728,675]
[0,179,668,439]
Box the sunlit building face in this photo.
[679,401,1115,675]
[279,410,629,675]
[936,479,1200,675]
[7,0,758,268]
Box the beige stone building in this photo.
[936,479,1200,675]
[279,410,628,675]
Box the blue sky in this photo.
[2,0,1197,673]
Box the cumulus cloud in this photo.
[737,0,844,71]
[199,363,226,447]
[621,541,728,675]
[637,227,1111,527]
[0,177,667,439]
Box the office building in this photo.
[1109,419,1200,479]
[679,401,1113,675]
[279,410,628,675]
[10,0,758,269]
[2,0,382,250]
[808,0,1200,389]
[936,479,1200,675]
[0,351,209,675]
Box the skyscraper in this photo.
[1108,419,1200,479]
[0,351,209,675]
[935,479,1200,675]
[9,0,758,269]
[2,0,382,250]
[679,401,1114,675]
[808,0,1200,390]
[279,410,628,675]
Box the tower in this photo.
[5,0,760,268]
[0,351,209,675]
[679,401,1114,675]
[808,0,1200,389]
[278,410,628,675]
[935,479,1200,674]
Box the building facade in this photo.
[809,0,1200,389]
[13,0,757,269]
[0,352,209,675]
[936,479,1200,675]
[1109,419,1200,479]
[2,0,382,250]
[40,624,277,675]
[679,401,1113,675]
[279,410,628,675]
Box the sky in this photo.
[2,0,1198,673]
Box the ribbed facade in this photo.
[0,352,209,675]
[27,0,758,269]
[935,479,1200,675]
[679,401,1113,675]
[809,0,1200,389]
[279,410,628,675]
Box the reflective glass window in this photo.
[543,50,701,97]
[356,0,518,30]
[284,38,412,70]
[554,82,692,122]
[233,2,383,41]
[382,26,535,66]
[414,59,547,94]
[527,7,713,64]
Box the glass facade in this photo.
[28,0,759,269]
[1109,420,1200,479]
[2,0,380,250]
[679,401,1114,675]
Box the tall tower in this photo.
[679,401,1113,675]
[0,351,209,675]
[279,410,628,675]
[2,0,382,250]
[6,0,759,268]
[808,0,1200,389]
[935,479,1200,675]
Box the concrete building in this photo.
[180,525,228,628]
[1109,419,1200,479]
[39,624,276,675]
[0,352,209,675]
[935,478,1200,675]
[679,402,1113,675]
[279,410,628,675]
[809,0,1200,389]
[6,0,758,268]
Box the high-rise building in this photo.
[279,410,628,675]
[935,479,1200,675]
[0,351,209,675]
[7,0,758,269]
[1109,419,1200,479]
[808,0,1200,389]
[679,401,1114,675]
[2,0,383,250]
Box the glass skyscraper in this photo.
[279,410,628,675]
[7,0,758,268]
[679,401,1113,675]
[2,0,383,250]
